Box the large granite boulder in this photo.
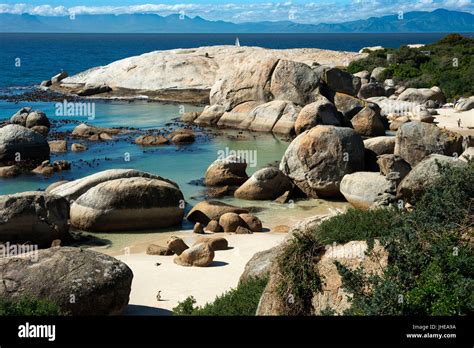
[357,82,386,99]
[210,59,278,110]
[0,125,50,165]
[270,59,320,106]
[319,67,357,96]
[370,67,387,82]
[351,104,386,137]
[204,155,248,187]
[397,154,467,203]
[0,192,70,248]
[243,100,301,135]
[394,122,463,167]
[72,123,121,138]
[234,167,293,200]
[194,104,226,126]
[397,87,445,105]
[363,136,396,156]
[0,247,133,315]
[340,172,392,210]
[50,169,177,202]
[186,200,249,224]
[280,125,365,198]
[455,96,474,112]
[294,96,344,135]
[10,108,50,134]
[239,245,282,284]
[216,101,261,129]
[69,177,184,232]
[334,93,365,119]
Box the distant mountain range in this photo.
[0,9,473,33]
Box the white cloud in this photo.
[0,1,472,23]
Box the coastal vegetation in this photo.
[347,34,474,100]
[0,297,63,316]
[173,277,267,316]
[275,161,473,315]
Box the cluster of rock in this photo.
[186,200,263,234]
[147,234,229,267]
[135,128,196,146]
[0,108,79,178]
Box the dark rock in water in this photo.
[0,89,83,103]
[0,247,133,315]
[77,84,111,96]
[0,191,70,248]
[135,135,169,146]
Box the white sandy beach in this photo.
[434,108,474,136]
[115,231,286,315]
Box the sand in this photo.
[434,107,474,137]
[115,231,286,315]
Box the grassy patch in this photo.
[173,277,268,316]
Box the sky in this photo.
[0,0,473,24]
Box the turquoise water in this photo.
[0,100,289,203]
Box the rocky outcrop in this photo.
[204,155,248,187]
[397,154,467,203]
[72,123,121,138]
[0,191,70,248]
[294,96,344,135]
[318,67,358,96]
[49,140,67,153]
[357,82,386,99]
[69,177,184,232]
[0,247,133,315]
[239,245,282,284]
[257,239,388,315]
[394,122,463,167]
[135,135,169,146]
[10,108,51,134]
[174,243,214,267]
[280,125,365,198]
[234,167,293,200]
[186,200,249,224]
[0,124,50,165]
[397,87,445,105]
[340,172,392,210]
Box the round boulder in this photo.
[193,236,228,251]
[234,167,292,200]
[351,104,386,137]
[295,96,343,135]
[204,155,248,187]
[174,243,214,267]
[69,177,184,232]
[0,247,132,315]
[280,125,365,198]
[239,213,262,232]
[0,191,70,248]
[0,125,50,165]
[340,172,392,210]
[219,212,246,232]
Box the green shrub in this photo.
[347,34,474,100]
[276,162,474,316]
[0,297,63,316]
[173,277,268,316]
